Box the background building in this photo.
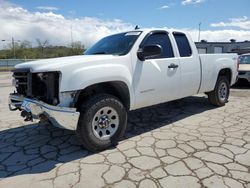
[195,40,250,55]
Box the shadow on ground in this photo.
[232,80,250,89]
[0,95,215,178]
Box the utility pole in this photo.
[70,24,74,47]
[12,37,16,59]
[1,38,20,59]
[198,22,201,42]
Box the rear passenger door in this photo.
[134,31,181,108]
[173,32,201,97]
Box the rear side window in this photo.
[142,33,174,59]
[173,33,192,57]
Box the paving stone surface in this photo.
[0,72,250,188]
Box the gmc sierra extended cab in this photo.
[9,29,238,151]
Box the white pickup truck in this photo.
[9,29,238,151]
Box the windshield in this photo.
[84,31,141,56]
[239,55,250,64]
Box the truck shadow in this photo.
[232,79,250,89]
[0,95,215,178]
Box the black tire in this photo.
[207,76,230,107]
[76,94,127,152]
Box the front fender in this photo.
[60,64,135,108]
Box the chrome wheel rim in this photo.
[92,106,119,140]
[218,82,228,101]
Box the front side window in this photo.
[142,32,174,59]
[173,33,192,57]
[85,31,141,56]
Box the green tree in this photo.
[36,39,49,58]
[0,40,86,59]
[70,41,85,55]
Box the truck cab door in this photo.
[172,32,200,97]
[132,31,181,109]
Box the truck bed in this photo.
[198,53,238,93]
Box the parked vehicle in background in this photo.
[238,53,250,83]
[9,28,238,151]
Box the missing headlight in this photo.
[32,72,60,105]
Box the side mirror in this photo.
[137,45,162,61]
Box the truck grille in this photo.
[13,69,60,105]
[13,69,30,96]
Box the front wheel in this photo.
[207,76,230,107]
[76,94,127,152]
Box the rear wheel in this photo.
[76,94,127,152]
[207,76,230,107]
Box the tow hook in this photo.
[39,114,48,123]
[21,110,33,122]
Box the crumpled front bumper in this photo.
[9,94,80,130]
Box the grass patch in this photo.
[0,67,14,71]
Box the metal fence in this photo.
[0,59,36,71]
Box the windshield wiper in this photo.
[92,52,107,55]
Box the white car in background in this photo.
[238,53,250,83]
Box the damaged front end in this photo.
[9,69,79,130]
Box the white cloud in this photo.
[36,6,59,11]
[0,1,133,48]
[211,16,250,30]
[182,0,204,5]
[159,5,169,10]
[0,0,249,50]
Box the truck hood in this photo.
[15,55,123,72]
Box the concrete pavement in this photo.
[0,72,250,188]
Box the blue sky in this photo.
[0,0,250,48]
[10,0,250,30]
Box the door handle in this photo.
[168,63,179,69]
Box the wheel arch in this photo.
[74,81,131,111]
[217,68,232,85]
